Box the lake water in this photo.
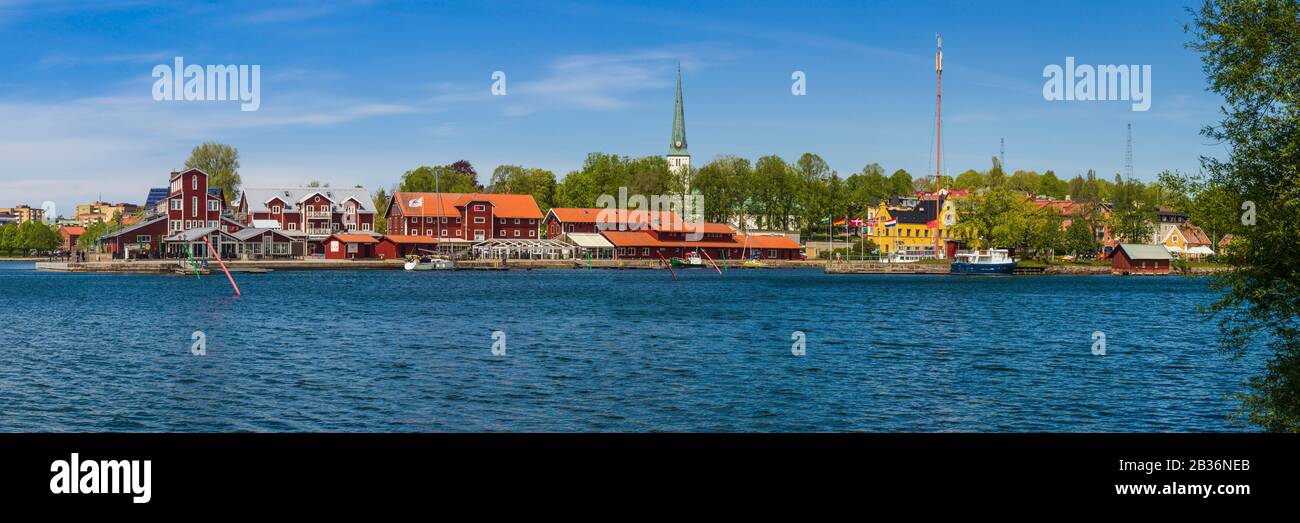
[0,261,1260,432]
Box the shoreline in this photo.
[24,258,1234,275]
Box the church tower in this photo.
[667,63,690,177]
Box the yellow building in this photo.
[0,205,44,223]
[866,198,958,256]
[75,201,139,226]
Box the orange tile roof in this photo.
[738,234,801,250]
[328,234,379,244]
[380,235,438,244]
[393,192,542,219]
[61,226,86,235]
[1180,224,1211,246]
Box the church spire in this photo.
[669,62,687,156]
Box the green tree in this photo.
[1039,170,1068,199]
[1106,174,1156,242]
[1063,217,1100,257]
[954,169,984,190]
[184,142,242,201]
[0,223,15,254]
[794,153,833,229]
[1008,170,1041,195]
[1189,0,1300,430]
[399,163,481,193]
[692,156,753,223]
[489,165,558,214]
[372,187,391,234]
[953,185,1033,249]
[887,169,912,198]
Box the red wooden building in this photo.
[59,226,84,251]
[375,235,439,259]
[601,221,802,261]
[323,234,379,259]
[544,208,679,239]
[103,168,235,258]
[386,192,543,245]
[1111,243,1172,275]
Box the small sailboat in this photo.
[950,249,1017,274]
[670,251,705,268]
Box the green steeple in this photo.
[669,63,688,156]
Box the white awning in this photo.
[1187,246,1215,255]
[565,232,613,248]
[252,219,281,229]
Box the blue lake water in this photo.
[0,261,1261,432]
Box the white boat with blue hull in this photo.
[950,249,1017,274]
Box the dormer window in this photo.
[191,176,198,190]
[273,205,282,213]
[473,204,484,211]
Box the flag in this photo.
[833,217,847,226]
[409,197,424,208]
[850,218,863,227]
[818,216,831,224]
[883,218,897,227]
[926,220,939,229]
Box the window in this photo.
[514,218,520,224]
[191,197,198,217]
[474,217,485,224]
[191,176,197,190]
[362,223,371,231]
[474,204,484,211]
[642,248,650,256]
[530,219,536,224]
[425,217,433,223]
[441,217,447,223]
[137,235,151,243]
[171,199,182,210]
[208,221,217,228]
[528,230,535,237]
[170,221,182,231]
[440,229,447,237]
[514,230,520,237]
[499,218,506,224]
[273,205,281,213]
[288,223,297,230]
[454,230,461,236]
[208,200,219,211]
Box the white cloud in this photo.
[428,46,735,116]
[0,88,421,213]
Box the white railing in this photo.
[305,211,332,219]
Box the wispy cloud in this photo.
[236,0,377,25]
[429,46,737,116]
[37,51,175,69]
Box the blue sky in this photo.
[0,0,1223,216]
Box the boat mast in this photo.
[435,170,442,255]
[934,33,943,260]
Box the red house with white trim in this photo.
[386,192,543,246]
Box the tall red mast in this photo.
[934,33,943,259]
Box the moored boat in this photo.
[950,249,1017,274]
[670,251,705,268]
[404,255,454,271]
